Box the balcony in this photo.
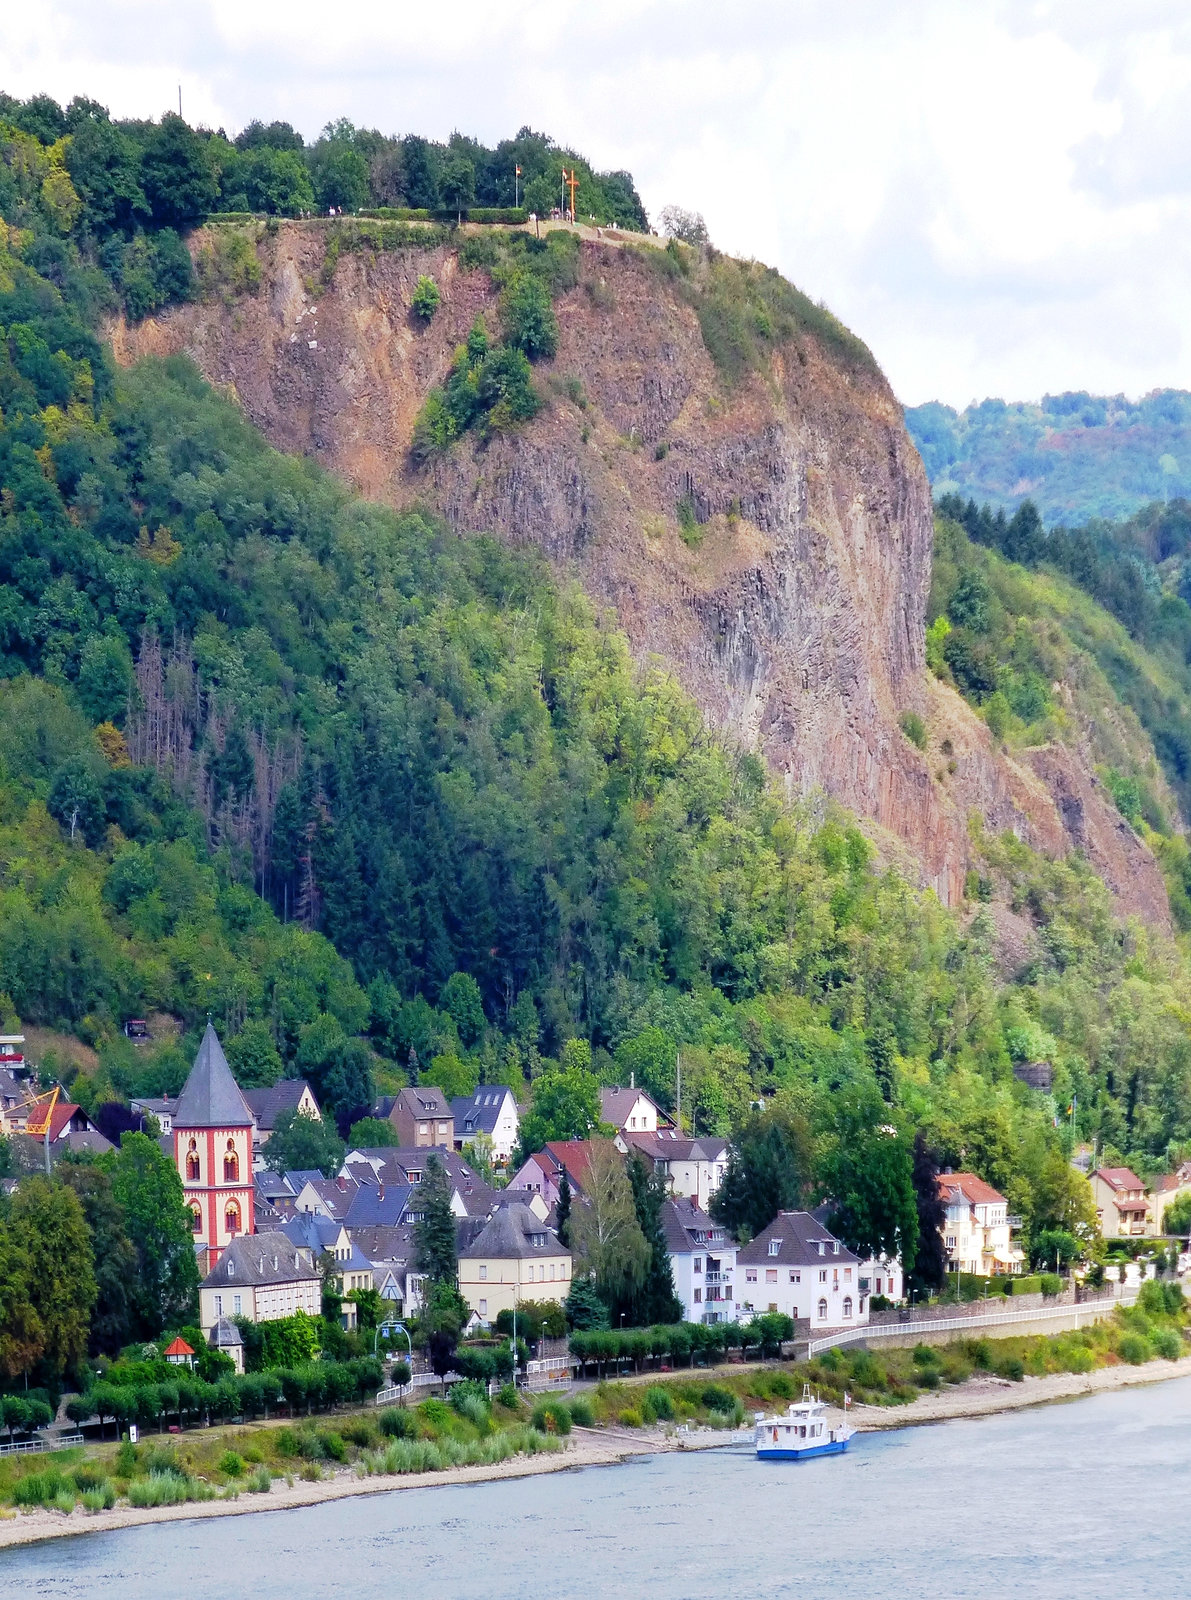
[705,1271,728,1285]
[1006,1215,1023,1230]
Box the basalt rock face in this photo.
[110,223,1172,927]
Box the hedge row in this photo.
[568,1316,795,1374]
[360,206,529,225]
[66,1356,386,1436]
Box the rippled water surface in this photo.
[5,1378,1191,1600]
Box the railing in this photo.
[374,1371,448,1405]
[807,1285,1138,1357]
[0,1433,79,1456]
[525,1356,571,1392]
[705,1272,727,1285]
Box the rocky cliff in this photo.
[110,222,1171,926]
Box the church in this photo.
[172,1022,256,1269]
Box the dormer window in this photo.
[768,1239,780,1256]
[832,1242,839,1255]
[226,1259,235,1277]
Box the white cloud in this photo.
[2,0,1190,404]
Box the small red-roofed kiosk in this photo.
[163,1336,196,1369]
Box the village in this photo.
[0,1021,1183,1451]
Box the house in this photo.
[173,1024,256,1266]
[737,1211,867,1328]
[599,1085,673,1134]
[342,1146,494,1218]
[810,1203,903,1306]
[457,1202,571,1325]
[291,1173,360,1222]
[376,1086,454,1148]
[243,1080,321,1162]
[938,1172,1026,1272]
[163,1336,195,1369]
[130,1094,177,1135]
[451,1086,520,1165]
[661,1198,736,1324]
[349,1223,423,1317]
[618,1129,729,1211]
[198,1231,322,1336]
[1149,1173,1191,1235]
[508,1138,615,1209]
[1089,1166,1152,1239]
[208,1316,244,1374]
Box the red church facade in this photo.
[172,1024,255,1266]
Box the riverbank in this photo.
[4,1354,1191,1552]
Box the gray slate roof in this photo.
[458,1201,566,1261]
[735,1210,858,1268]
[174,1023,253,1129]
[659,1197,729,1257]
[243,1079,318,1132]
[451,1086,516,1138]
[200,1230,320,1289]
[208,1316,243,1349]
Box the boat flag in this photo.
[843,1391,851,1410]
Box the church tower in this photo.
[173,1023,255,1267]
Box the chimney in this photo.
[337,1175,348,1192]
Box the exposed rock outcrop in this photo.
[110,223,1172,927]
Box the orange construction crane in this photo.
[562,167,579,222]
[16,1085,59,1175]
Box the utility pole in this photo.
[676,1051,681,1130]
[178,84,182,118]
[515,164,521,208]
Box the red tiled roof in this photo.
[541,1138,618,1192]
[1093,1166,1145,1191]
[163,1336,195,1357]
[47,1102,81,1140]
[937,1172,1006,1207]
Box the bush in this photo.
[912,1343,940,1368]
[501,271,558,360]
[81,1484,116,1511]
[321,1432,347,1462]
[218,1450,244,1477]
[618,1409,643,1428]
[379,1407,413,1438]
[701,1385,737,1414]
[1039,1274,1063,1298]
[1118,1335,1150,1366]
[643,1386,674,1422]
[1151,1328,1183,1361]
[899,710,927,749]
[13,1469,73,1508]
[496,1383,519,1410]
[530,1399,572,1435]
[411,275,441,321]
[998,1357,1026,1382]
[568,1396,594,1427]
[246,1466,272,1493]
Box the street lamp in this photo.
[375,1317,412,1372]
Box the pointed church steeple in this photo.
[174,1023,253,1129]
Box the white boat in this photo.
[753,1384,853,1461]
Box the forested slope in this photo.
[1,91,1191,1248]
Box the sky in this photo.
[3,0,1191,408]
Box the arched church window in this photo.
[225,1199,241,1236]
[224,1139,239,1182]
[186,1138,200,1182]
[190,1204,202,1233]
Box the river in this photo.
[5,1377,1191,1599]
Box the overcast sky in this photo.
[3,0,1190,408]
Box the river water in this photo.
[5,1377,1191,1599]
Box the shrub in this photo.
[496,1383,519,1410]
[530,1399,572,1435]
[246,1466,272,1493]
[915,1366,941,1389]
[81,1484,117,1512]
[676,496,702,548]
[218,1450,244,1477]
[13,1469,72,1508]
[701,1385,737,1414]
[502,271,558,360]
[998,1357,1025,1382]
[411,275,441,321]
[568,1396,594,1427]
[643,1386,674,1422]
[1039,1274,1063,1298]
[912,1344,940,1368]
[321,1432,347,1462]
[1118,1335,1150,1366]
[618,1409,643,1428]
[899,710,927,749]
[1151,1328,1183,1361]
[418,1398,452,1433]
[379,1407,413,1438]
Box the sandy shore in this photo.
[4,1355,1191,1552]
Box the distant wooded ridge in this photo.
[905,390,1191,526]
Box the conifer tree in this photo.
[907,1133,948,1296]
[415,1154,458,1285]
[555,1167,572,1249]
[626,1151,682,1325]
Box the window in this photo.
[768,1239,781,1256]
[843,1297,853,1318]
[185,1139,200,1182]
[694,1288,702,1302]
[946,1236,956,1249]
[549,1263,555,1280]
[819,1269,827,1282]
[788,1270,799,1283]
[233,1294,242,1315]
[214,1294,222,1316]
[844,1267,852,1281]
[225,1200,241,1236]
[479,1264,487,1280]
[479,1299,487,1317]
[746,1268,757,1283]
[765,1269,778,1283]
[190,1204,202,1233]
[832,1242,839,1255]
[223,1139,239,1182]
[817,1298,828,1321]
[694,1257,703,1273]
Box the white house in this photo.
[600,1086,673,1134]
[810,1204,903,1306]
[451,1086,521,1166]
[938,1172,1025,1274]
[660,1198,736,1324]
[619,1130,729,1211]
[736,1211,867,1329]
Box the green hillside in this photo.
[906,392,1191,525]
[3,91,1191,1265]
